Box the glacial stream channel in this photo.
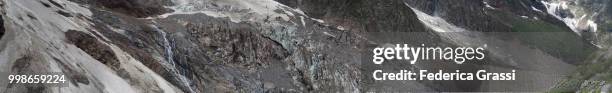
[150,23,197,93]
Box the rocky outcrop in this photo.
[96,0,172,17]
[65,30,120,70]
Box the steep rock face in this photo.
[157,14,292,92]
[152,11,366,92]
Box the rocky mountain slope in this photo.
[0,0,611,92]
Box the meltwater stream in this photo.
[150,24,197,93]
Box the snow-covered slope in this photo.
[541,0,601,34]
[0,0,182,92]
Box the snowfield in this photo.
[0,0,183,92]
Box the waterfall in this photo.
[150,24,197,93]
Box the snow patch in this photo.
[107,25,127,35]
[542,1,579,34]
[294,8,306,16]
[406,3,466,32]
[483,1,496,9]
[337,26,345,30]
[323,32,336,37]
[311,18,325,23]
[587,20,598,32]
[541,0,600,35]
[300,16,306,27]
[61,0,93,16]
[531,6,543,12]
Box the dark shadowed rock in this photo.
[65,30,120,69]
[0,16,4,39]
